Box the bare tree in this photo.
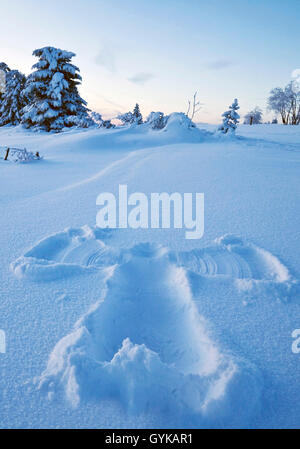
[244,107,263,125]
[268,83,300,125]
[288,83,300,125]
[186,92,202,120]
[268,87,289,124]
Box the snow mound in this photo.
[37,242,262,427]
[160,112,211,142]
[164,112,196,130]
[113,113,212,147]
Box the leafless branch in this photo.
[186,91,202,120]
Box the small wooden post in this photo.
[4,148,10,161]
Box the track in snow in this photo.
[10,226,297,426]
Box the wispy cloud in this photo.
[95,48,117,73]
[97,94,123,110]
[128,72,155,85]
[206,59,235,70]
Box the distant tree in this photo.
[272,117,278,124]
[146,111,166,129]
[133,103,143,124]
[90,112,115,129]
[90,112,103,125]
[267,87,288,124]
[101,119,115,129]
[117,104,143,126]
[117,111,135,126]
[0,70,27,126]
[0,63,11,111]
[268,83,300,125]
[21,46,91,131]
[286,82,300,125]
[218,98,240,134]
[244,107,263,125]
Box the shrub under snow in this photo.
[90,112,115,129]
[2,147,41,163]
[146,111,167,130]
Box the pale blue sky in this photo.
[1,0,300,122]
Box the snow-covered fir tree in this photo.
[133,103,143,124]
[0,62,10,74]
[0,70,27,126]
[118,104,143,126]
[21,47,91,131]
[0,63,11,107]
[218,99,240,134]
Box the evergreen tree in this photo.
[218,99,240,134]
[0,62,11,74]
[0,63,11,110]
[117,104,143,126]
[132,103,143,124]
[0,70,27,126]
[21,47,91,131]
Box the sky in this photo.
[1,0,300,123]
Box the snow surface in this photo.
[0,121,300,428]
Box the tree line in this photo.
[0,46,298,132]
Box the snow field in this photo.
[1,120,300,428]
[10,222,295,427]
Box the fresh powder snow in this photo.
[0,120,300,429]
